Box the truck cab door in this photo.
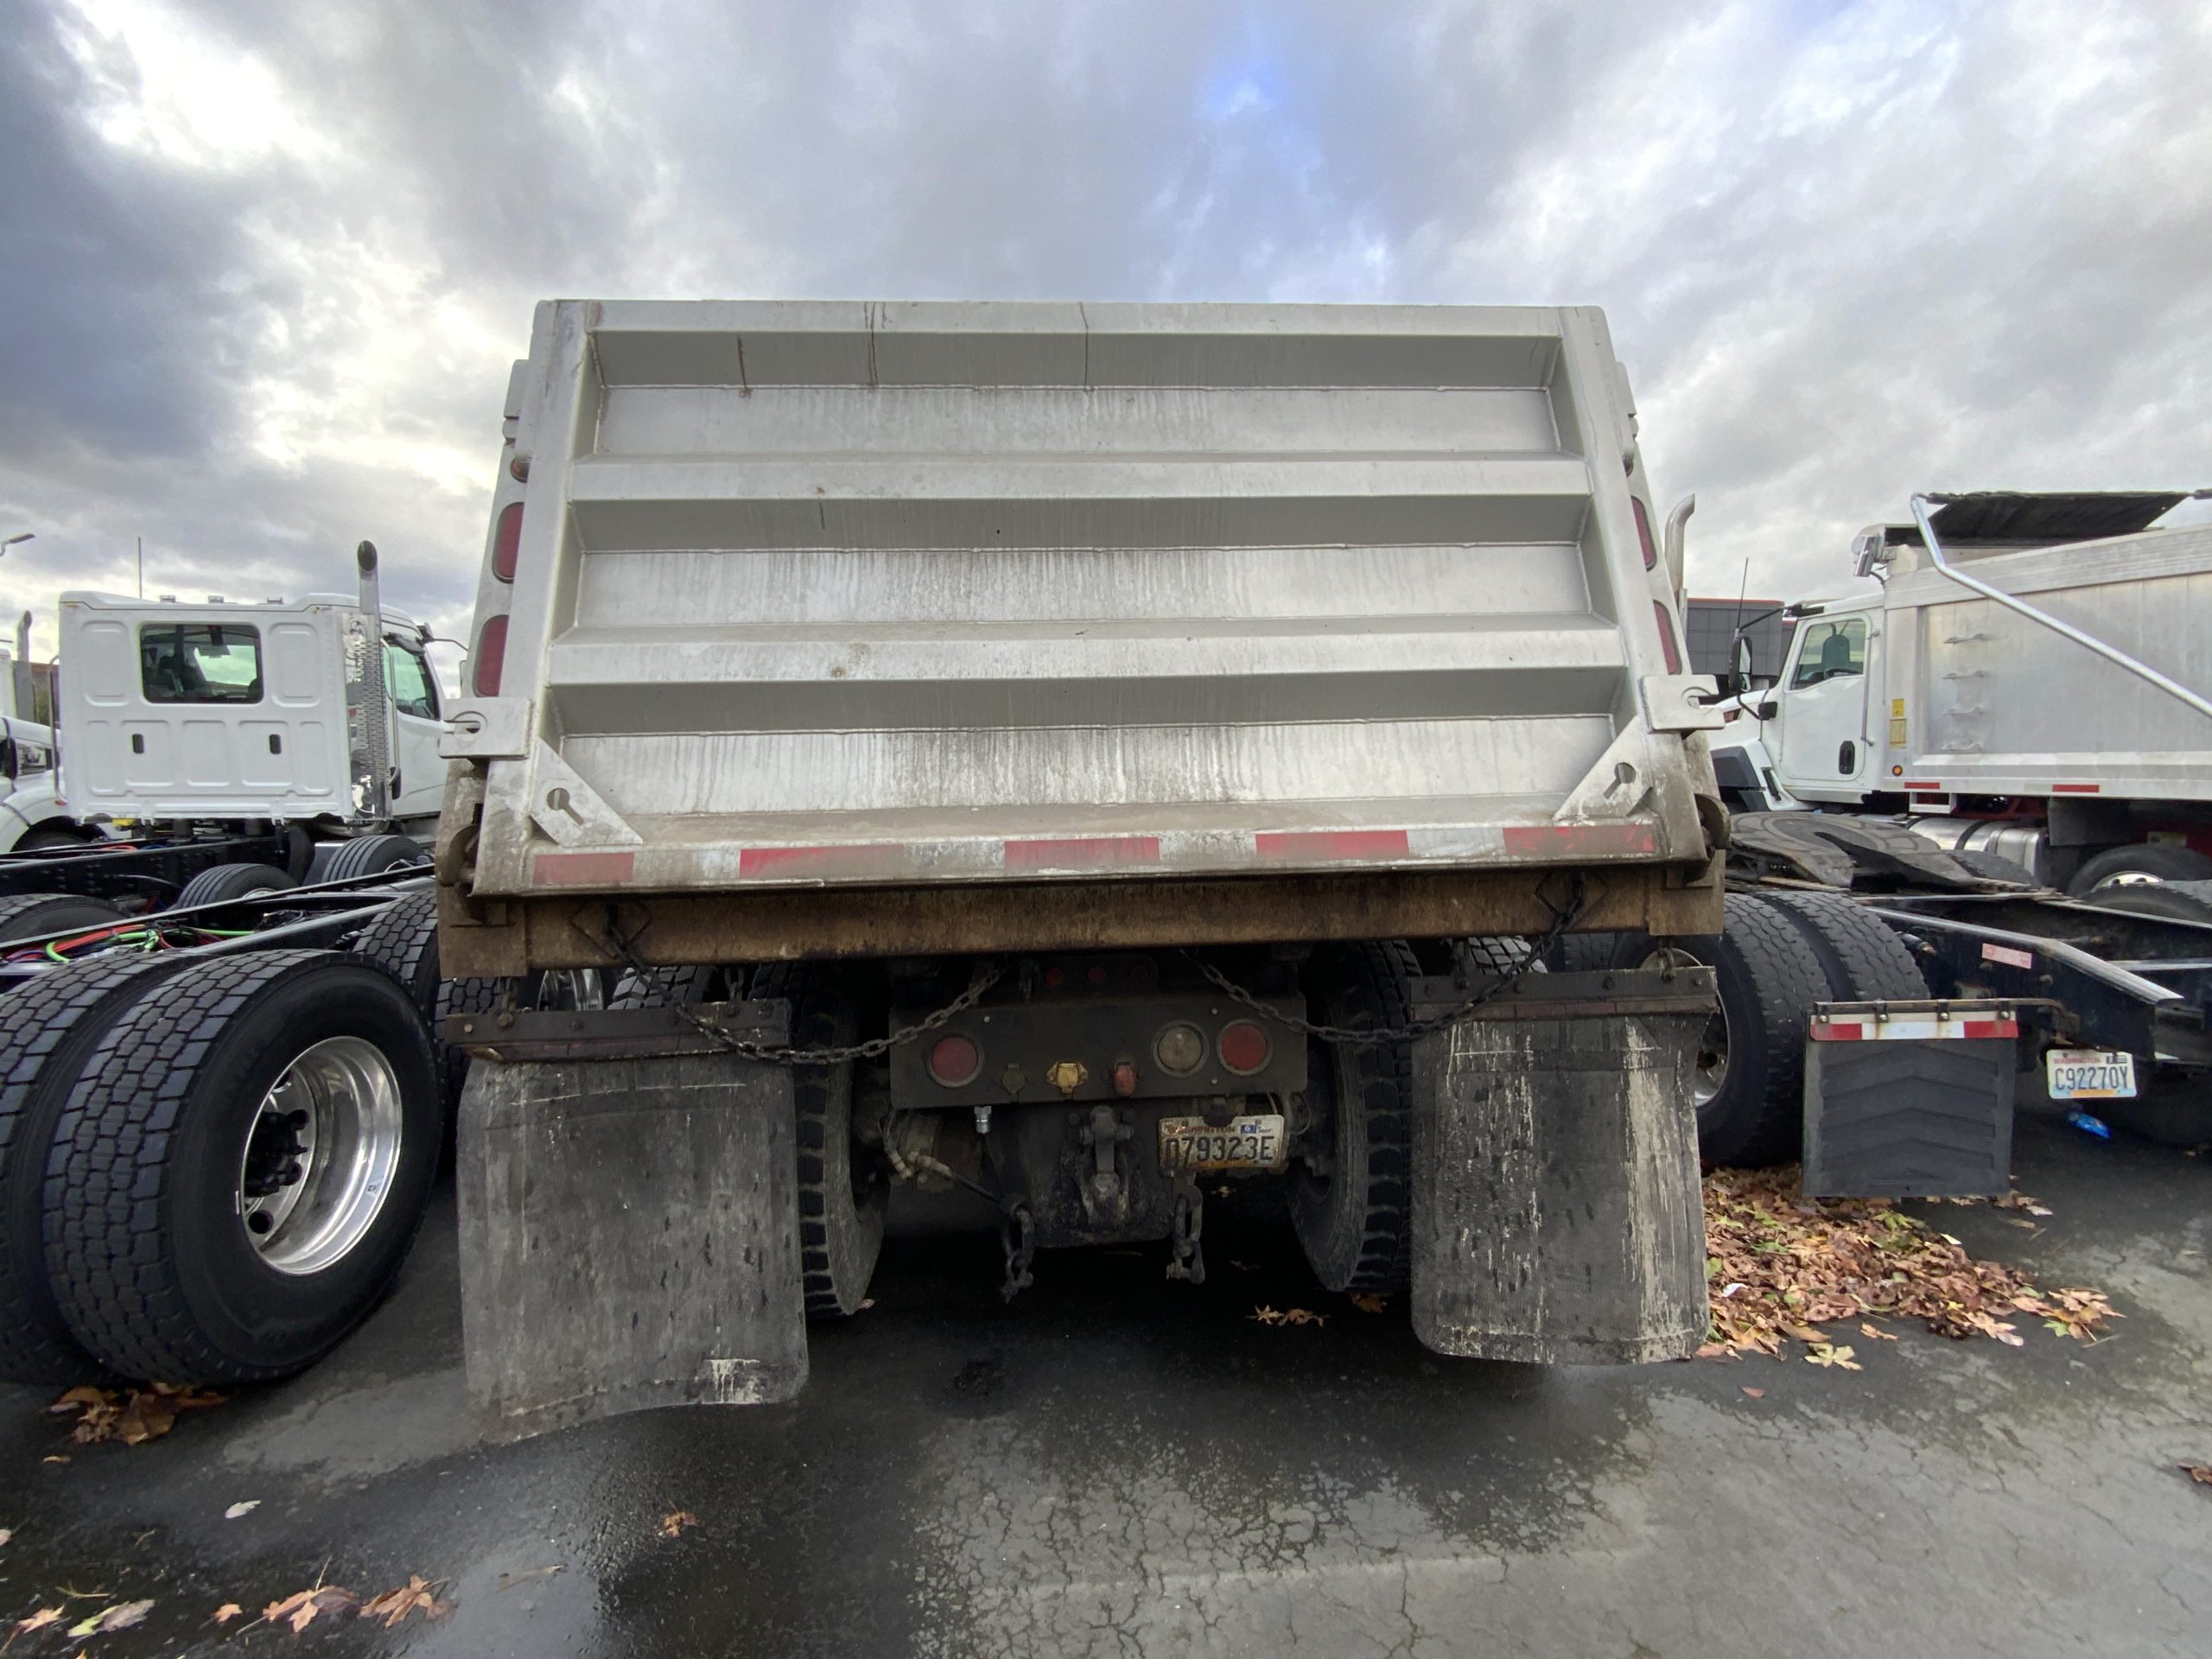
[1770,613,1872,802]
[384,640,445,821]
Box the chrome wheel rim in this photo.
[237,1036,404,1275]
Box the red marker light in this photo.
[1217,1020,1270,1076]
[492,502,524,582]
[1654,601,1682,674]
[927,1033,982,1088]
[472,613,509,696]
[1633,496,1658,569]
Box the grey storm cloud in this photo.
[2,0,2209,655]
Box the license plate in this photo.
[2045,1049,2137,1100]
[1158,1113,1287,1173]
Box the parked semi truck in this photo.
[403,298,1777,1436]
[1710,491,2212,900]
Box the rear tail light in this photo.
[472,613,510,696]
[1653,601,1682,674]
[492,502,524,582]
[1632,496,1658,569]
[927,1033,982,1087]
[1217,1020,1270,1076]
[1154,1022,1205,1076]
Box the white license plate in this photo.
[2045,1049,2137,1100]
[1158,1113,1287,1173]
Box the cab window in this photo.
[1789,617,1866,688]
[385,644,439,720]
[140,624,262,703]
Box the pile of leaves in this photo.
[1700,1166,2118,1364]
[48,1382,226,1445]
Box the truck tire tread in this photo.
[1293,939,1419,1294]
[1754,889,1929,1004]
[45,951,440,1383]
[0,954,190,1383]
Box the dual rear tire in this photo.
[0,951,441,1385]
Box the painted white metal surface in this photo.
[456,302,1717,897]
[56,592,447,824]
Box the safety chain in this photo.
[592,917,1002,1068]
[1180,882,1588,1049]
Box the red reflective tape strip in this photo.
[1003,836,1161,869]
[1901,781,1941,791]
[1502,823,1660,857]
[739,843,906,878]
[1812,1017,2018,1041]
[2050,783,2101,794]
[1254,830,1411,861]
[533,850,635,887]
[1960,1019,2019,1039]
[1811,1021,1868,1040]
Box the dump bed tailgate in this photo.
[450,302,1718,899]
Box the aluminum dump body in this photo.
[1885,521,2212,799]
[442,302,1720,951]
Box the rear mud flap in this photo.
[456,1047,806,1442]
[1408,969,1714,1363]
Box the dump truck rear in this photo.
[434,301,1730,1438]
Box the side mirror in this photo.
[1725,634,1755,697]
[1753,697,1778,721]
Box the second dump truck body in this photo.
[435,300,1729,1438]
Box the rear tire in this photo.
[1614,893,1827,1167]
[1289,940,1418,1294]
[608,963,736,1008]
[175,862,296,908]
[352,893,502,1113]
[1755,889,1929,1003]
[46,951,441,1383]
[0,955,193,1382]
[0,893,125,947]
[751,964,885,1318]
[2067,842,2212,899]
[319,834,429,884]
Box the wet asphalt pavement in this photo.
[3,1100,2209,1658]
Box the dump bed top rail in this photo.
[445,302,1719,904]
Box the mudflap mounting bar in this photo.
[455,1002,807,1443]
[1408,966,1717,1364]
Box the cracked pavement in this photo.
[3,1100,2208,1656]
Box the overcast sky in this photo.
[4,0,2209,664]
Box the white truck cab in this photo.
[55,588,447,833]
[0,626,86,854]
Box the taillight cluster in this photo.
[924,1019,1272,1091]
[474,502,524,697]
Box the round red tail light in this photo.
[927,1033,982,1088]
[1217,1020,1270,1076]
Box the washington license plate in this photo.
[2045,1049,2137,1100]
[1158,1113,1287,1173]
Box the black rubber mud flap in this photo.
[456,1049,807,1441]
[1408,969,1714,1363]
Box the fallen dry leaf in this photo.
[264,1586,358,1633]
[1249,1304,1283,1325]
[224,1501,259,1520]
[358,1575,453,1629]
[1281,1307,1329,1328]
[1349,1294,1389,1314]
[495,1566,563,1592]
[658,1510,698,1539]
[855,1298,874,1312]
[1858,1322,1898,1342]
[1225,1259,1255,1273]
[1804,1343,1862,1371]
[15,1607,64,1636]
[2180,1463,2212,1486]
[48,1382,226,1446]
[1700,1167,2117,1362]
[0,1527,10,1548]
[65,1599,151,1637]
[211,1603,245,1625]
[1740,1386,1765,1398]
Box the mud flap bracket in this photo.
[1408,969,1715,1363]
[456,1019,806,1442]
